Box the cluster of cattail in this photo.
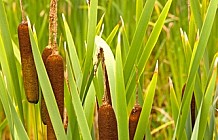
[96,48,146,140]
[18,0,65,139]
[41,0,65,139]
[182,84,196,129]
[18,0,149,138]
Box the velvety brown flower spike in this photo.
[18,0,39,103]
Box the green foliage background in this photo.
[0,0,218,139]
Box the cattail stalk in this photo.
[18,0,39,103]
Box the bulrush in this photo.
[98,100,118,140]
[129,104,142,140]
[45,50,64,139]
[18,22,39,103]
[98,48,118,140]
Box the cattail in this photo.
[182,84,195,129]
[98,47,118,140]
[41,46,53,125]
[45,51,64,139]
[129,104,143,140]
[18,22,39,103]
[98,102,118,140]
[129,67,145,140]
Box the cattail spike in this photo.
[18,22,39,103]
[129,104,144,140]
[45,52,64,139]
[98,102,118,140]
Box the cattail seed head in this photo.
[46,52,64,120]
[45,52,64,139]
[129,104,143,140]
[41,46,53,125]
[47,123,56,140]
[98,102,118,140]
[18,22,39,103]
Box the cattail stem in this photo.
[49,0,58,50]
[98,48,112,105]
[19,0,26,22]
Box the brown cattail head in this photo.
[46,51,64,121]
[47,122,56,140]
[129,104,143,140]
[18,22,39,103]
[45,50,64,139]
[98,102,118,140]
[41,46,53,125]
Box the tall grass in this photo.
[0,0,218,139]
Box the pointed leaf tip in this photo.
[168,77,173,86]
[155,60,158,73]
[214,57,218,68]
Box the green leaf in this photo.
[0,72,29,140]
[84,83,96,129]
[66,59,92,140]
[123,0,156,84]
[169,78,180,122]
[197,63,217,140]
[173,0,218,138]
[62,14,82,89]
[126,0,172,104]
[115,32,129,140]
[106,22,120,46]
[190,0,203,29]
[80,0,98,100]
